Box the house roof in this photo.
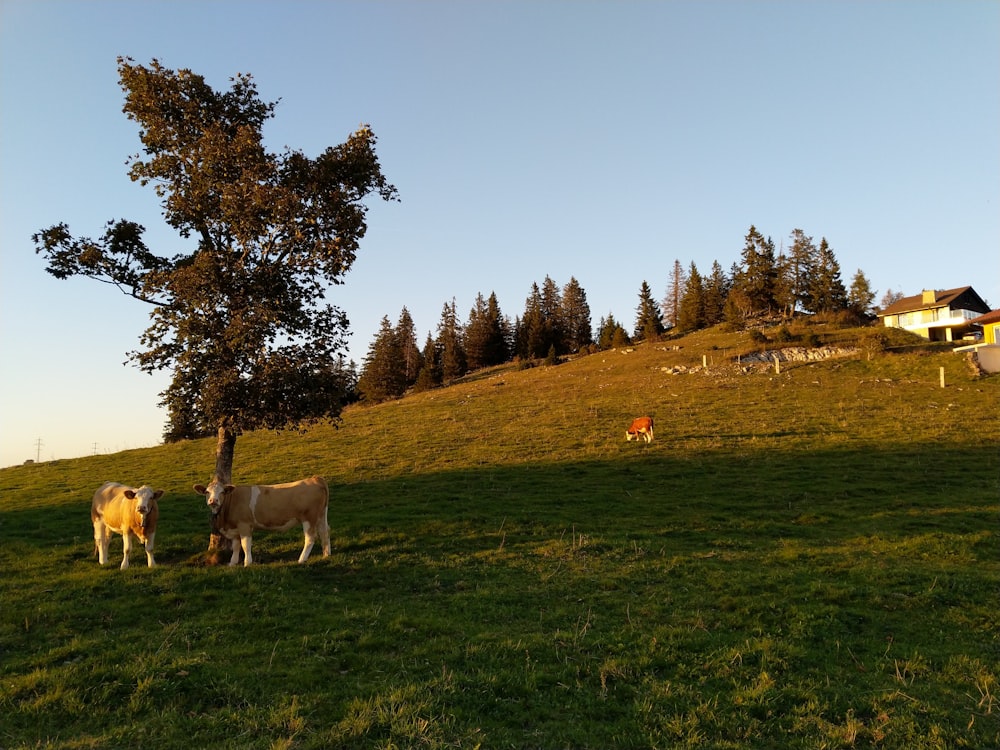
[878,286,988,317]
[971,309,1000,326]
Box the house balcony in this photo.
[887,310,982,342]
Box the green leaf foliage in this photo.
[33,58,397,473]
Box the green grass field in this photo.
[1,325,998,749]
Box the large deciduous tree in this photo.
[33,58,397,483]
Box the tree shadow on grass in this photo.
[0,441,995,565]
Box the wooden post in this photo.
[774,353,781,374]
[702,354,708,368]
[939,366,946,388]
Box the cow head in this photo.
[124,486,164,528]
[193,480,235,514]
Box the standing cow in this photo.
[193,476,330,567]
[91,482,164,569]
[625,416,654,443]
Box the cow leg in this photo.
[318,513,331,558]
[143,532,156,568]
[228,537,242,566]
[94,520,109,565]
[120,532,132,570]
[298,521,316,563]
[240,535,253,567]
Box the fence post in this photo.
[939,366,946,388]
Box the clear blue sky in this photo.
[1,0,997,468]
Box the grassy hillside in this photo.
[1,324,998,749]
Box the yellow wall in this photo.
[984,322,1000,345]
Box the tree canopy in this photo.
[33,58,397,481]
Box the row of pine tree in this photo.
[356,226,897,403]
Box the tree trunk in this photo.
[207,425,237,561]
[213,426,237,484]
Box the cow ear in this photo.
[193,484,207,495]
[152,490,164,500]
[124,490,136,499]
[224,485,236,495]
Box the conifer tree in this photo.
[703,260,729,327]
[662,260,686,330]
[413,333,441,392]
[774,247,796,319]
[331,354,360,405]
[464,293,491,370]
[809,238,847,313]
[677,262,706,332]
[465,292,508,369]
[597,314,630,349]
[734,226,779,316]
[786,229,817,314]
[517,283,548,359]
[358,315,406,402]
[540,276,565,354]
[436,299,467,382]
[633,280,665,342]
[561,277,593,352]
[487,292,511,365]
[848,269,877,319]
[395,307,422,387]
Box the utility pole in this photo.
[34,438,43,463]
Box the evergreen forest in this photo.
[355,225,888,404]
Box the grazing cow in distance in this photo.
[193,476,330,567]
[625,416,655,443]
[91,482,164,569]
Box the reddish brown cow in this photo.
[194,476,330,567]
[91,482,164,569]
[625,416,654,443]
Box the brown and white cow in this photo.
[91,482,164,569]
[193,476,330,567]
[625,416,654,443]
